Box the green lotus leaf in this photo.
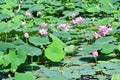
[15,73,35,80]
[17,45,42,56]
[45,34,66,62]
[29,36,50,46]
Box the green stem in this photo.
[94,57,98,64]
[37,56,40,63]
[41,45,45,50]
[16,4,21,13]
[26,39,28,44]
[31,56,34,71]
[37,45,44,63]
[5,32,7,42]
[25,38,33,71]
[108,2,113,8]
[4,32,7,55]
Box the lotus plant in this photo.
[93,26,112,39]
[24,32,29,44]
[25,11,31,17]
[58,24,69,29]
[39,29,48,35]
[92,50,98,64]
[72,17,84,24]
[37,11,41,16]
[98,26,112,35]
[24,32,29,38]
[71,13,76,18]
[40,23,48,27]
[21,21,26,26]
[93,32,101,39]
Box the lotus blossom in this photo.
[92,50,98,57]
[76,17,84,23]
[58,24,69,29]
[37,11,41,16]
[24,32,29,38]
[98,26,112,35]
[39,29,48,35]
[72,19,78,24]
[93,26,112,38]
[40,23,48,27]
[71,13,76,18]
[25,12,31,17]
[21,21,26,26]
[93,32,101,39]
[72,17,84,24]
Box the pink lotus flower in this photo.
[25,12,31,17]
[72,19,78,24]
[58,24,69,29]
[76,17,84,23]
[72,17,84,24]
[98,26,112,35]
[93,32,101,39]
[40,23,48,27]
[37,11,41,16]
[39,29,48,35]
[71,13,76,18]
[98,26,108,31]
[24,32,29,38]
[92,50,98,57]
[21,21,26,26]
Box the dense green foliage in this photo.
[0,0,120,80]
